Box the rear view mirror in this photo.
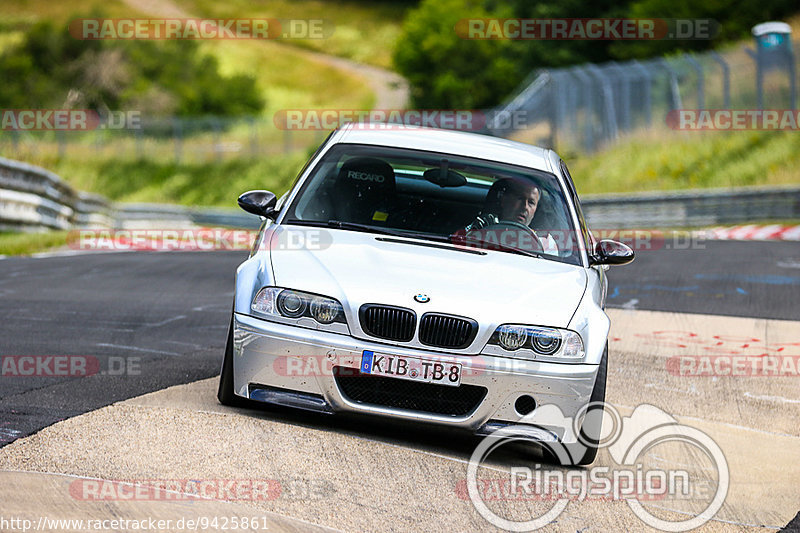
[422,167,467,187]
[238,190,277,218]
[591,239,635,266]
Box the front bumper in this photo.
[232,313,601,443]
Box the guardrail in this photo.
[1,157,798,232]
[115,203,258,229]
[0,157,256,231]
[582,185,800,229]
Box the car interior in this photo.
[289,149,580,262]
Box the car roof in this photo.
[332,123,555,174]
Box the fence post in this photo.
[789,45,797,109]
[586,63,618,144]
[710,52,731,108]
[631,60,653,127]
[212,117,222,162]
[570,66,595,151]
[608,62,631,132]
[684,53,705,109]
[135,123,143,159]
[566,71,579,137]
[248,116,258,157]
[658,58,683,111]
[10,129,20,156]
[57,130,66,160]
[283,127,291,154]
[173,117,183,164]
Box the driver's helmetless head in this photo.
[498,180,540,226]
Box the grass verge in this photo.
[0,231,69,256]
[568,129,800,195]
[46,152,310,207]
[172,0,408,69]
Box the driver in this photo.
[466,178,540,230]
[463,178,558,254]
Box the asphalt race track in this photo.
[0,251,246,446]
[0,241,798,532]
[605,240,800,321]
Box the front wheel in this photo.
[542,343,608,466]
[217,317,246,406]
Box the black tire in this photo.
[217,317,246,406]
[542,343,608,466]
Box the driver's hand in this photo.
[466,213,499,232]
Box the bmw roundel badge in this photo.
[414,294,430,303]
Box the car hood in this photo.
[268,226,587,329]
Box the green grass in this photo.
[0,0,379,119]
[198,38,375,117]
[44,152,310,207]
[173,0,408,69]
[1,0,143,24]
[568,129,800,195]
[0,231,69,256]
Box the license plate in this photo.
[360,351,462,387]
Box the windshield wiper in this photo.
[285,219,456,244]
[461,235,542,259]
[286,219,400,236]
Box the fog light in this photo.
[515,395,537,415]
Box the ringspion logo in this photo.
[466,403,728,531]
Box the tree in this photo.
[393,0,519,109]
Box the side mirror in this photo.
[238,190,277,218]
[590,239,635,266]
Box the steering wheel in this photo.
[468,221,544,253]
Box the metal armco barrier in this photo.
[0,157,797,232]
[582,185,800,229]
[0,157,257,231]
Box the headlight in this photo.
[497,325,528,351]
[277,291,307,318]
[531,329,561,355]
[487,324,584,360]
[310,297,340,324]
[251,288,346,326]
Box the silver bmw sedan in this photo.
[218,123,633,465]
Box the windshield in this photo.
[283,143,582,266]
